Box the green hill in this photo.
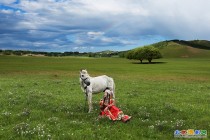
[149,40,210,58]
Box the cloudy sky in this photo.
[0,0,210,52]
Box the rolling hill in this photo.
[145,40,210,58]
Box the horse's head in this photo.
[80,69,90,86]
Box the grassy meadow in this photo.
[0,55,210,139]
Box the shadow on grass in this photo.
[132,61,167,64]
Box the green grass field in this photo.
[0,55,210,139]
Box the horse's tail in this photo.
[109,77,115,99]
[112,80,115,98]
[104,75,116,98]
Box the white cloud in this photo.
[14,0,210,38]
[0,9,13,14]
[73,46,87,50]
[77,0,149,16]
[87,31,104,37]
[101,37,113,43]
[0,0,16,4]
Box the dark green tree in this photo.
[133,48,144,63]
[125,50,135,60]
[143,46,162,63]
[126,46,162,63]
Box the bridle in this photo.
[81,76,90,86]
[80,75,91,98]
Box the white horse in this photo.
[79,69,115,113]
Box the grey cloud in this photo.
[0,0,210,52]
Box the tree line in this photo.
[0,49,119,57]
[0,49,85,56]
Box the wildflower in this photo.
[149,125,154,129]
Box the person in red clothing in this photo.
[99,89,131,122]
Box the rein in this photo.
[80,76,88,82]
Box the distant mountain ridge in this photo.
[153,40,210,50]
[140,40,210,58]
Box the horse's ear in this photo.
[80,69,87,71]
[83,69,87,73]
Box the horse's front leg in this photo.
[87,92,93,113]
[84,91,88,101]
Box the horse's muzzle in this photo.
[86,81,90,86]
[83,78,90,86]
